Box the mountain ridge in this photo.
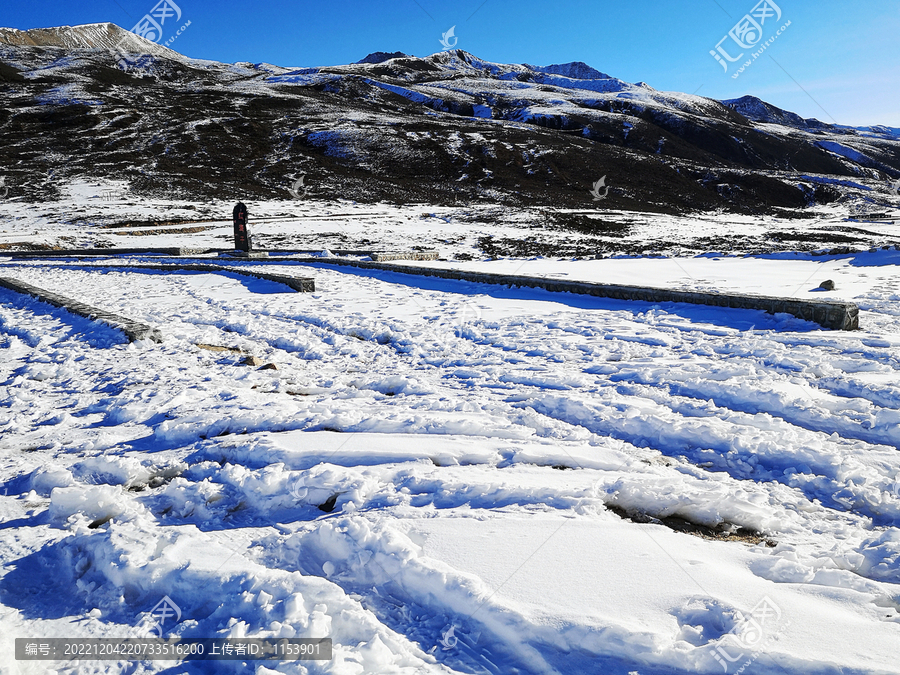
[2,23,891,134]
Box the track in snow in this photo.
[2,259,900,675]
[3,261,899,521]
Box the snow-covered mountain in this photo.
[0,22,183,60]
[523,60,611,80]
[1,23,898,214]
[721,94,825,130]
[356,51,409,65]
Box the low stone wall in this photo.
[4,252,859,330]
[287,258,859,331]
[7,247,215,257]
[7,248,439,261]
[0,276,163,342]
[7,262,316,293]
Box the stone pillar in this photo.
[232,202,250,251]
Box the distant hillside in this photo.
[1,24,898,214]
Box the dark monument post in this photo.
[232,202,250,251]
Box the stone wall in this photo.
[289,258,859,331]
[5,251,858,330]
[0,276,163,342]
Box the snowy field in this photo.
[2,179,900,258]
[1,191,900,674]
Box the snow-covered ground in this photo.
[2,179,899,258]
[1,190,900,674]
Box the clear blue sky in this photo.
[4,0,899,126]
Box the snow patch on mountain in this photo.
[816,140,878,167]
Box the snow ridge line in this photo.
[286,257,860,331]
[0,276,162,343]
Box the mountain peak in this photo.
[427,49,479,63]
[526,61,610,80]
[0,22,182,60]
[721,95,826,130]
[357,51,410,65]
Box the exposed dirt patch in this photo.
[0,60,25,83]
[478,234,619,258]
[0,242,61,250]
[111,226,214,236]
[96,219,214,229]
[196,343,244,353]
[769,230,865,244]
[605,503,773,545]
[548,212,632,236]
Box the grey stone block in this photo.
[223,251,270,259]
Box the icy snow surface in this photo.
[1,192,900,674]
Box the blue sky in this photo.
[4,0,899,126]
